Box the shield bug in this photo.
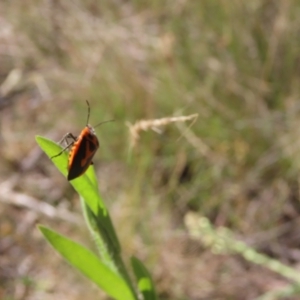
[51,101,113,181]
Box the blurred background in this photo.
[1,0,300,299]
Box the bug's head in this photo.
[86,124,97,135]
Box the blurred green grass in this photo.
[2,0,300,299]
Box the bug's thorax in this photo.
[81,124,99,148]
[69,124,99,156]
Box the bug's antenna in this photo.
[86,100,91,124]
[94,119,115,128]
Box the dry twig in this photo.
[127,113,198,148]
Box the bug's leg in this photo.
[57,133,77,145]
[50,133,77,159]
[50,142,74,159]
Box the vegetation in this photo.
[1,0,300,299]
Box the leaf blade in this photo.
[131,256,157,300]
[36,135,121,254]
[36,136,100,213]
[39,226,134,300]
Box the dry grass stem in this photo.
[0,69,23,97]
[127,113,198,148]
[0,179,81,225]
[176,120,210,157]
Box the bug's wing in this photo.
[67,135,99,181]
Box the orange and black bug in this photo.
[51,101,113,181]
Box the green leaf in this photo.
[39,226,134,300]
[131,256,157,300]
[35,135,101,214]
[35,135,121,252]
